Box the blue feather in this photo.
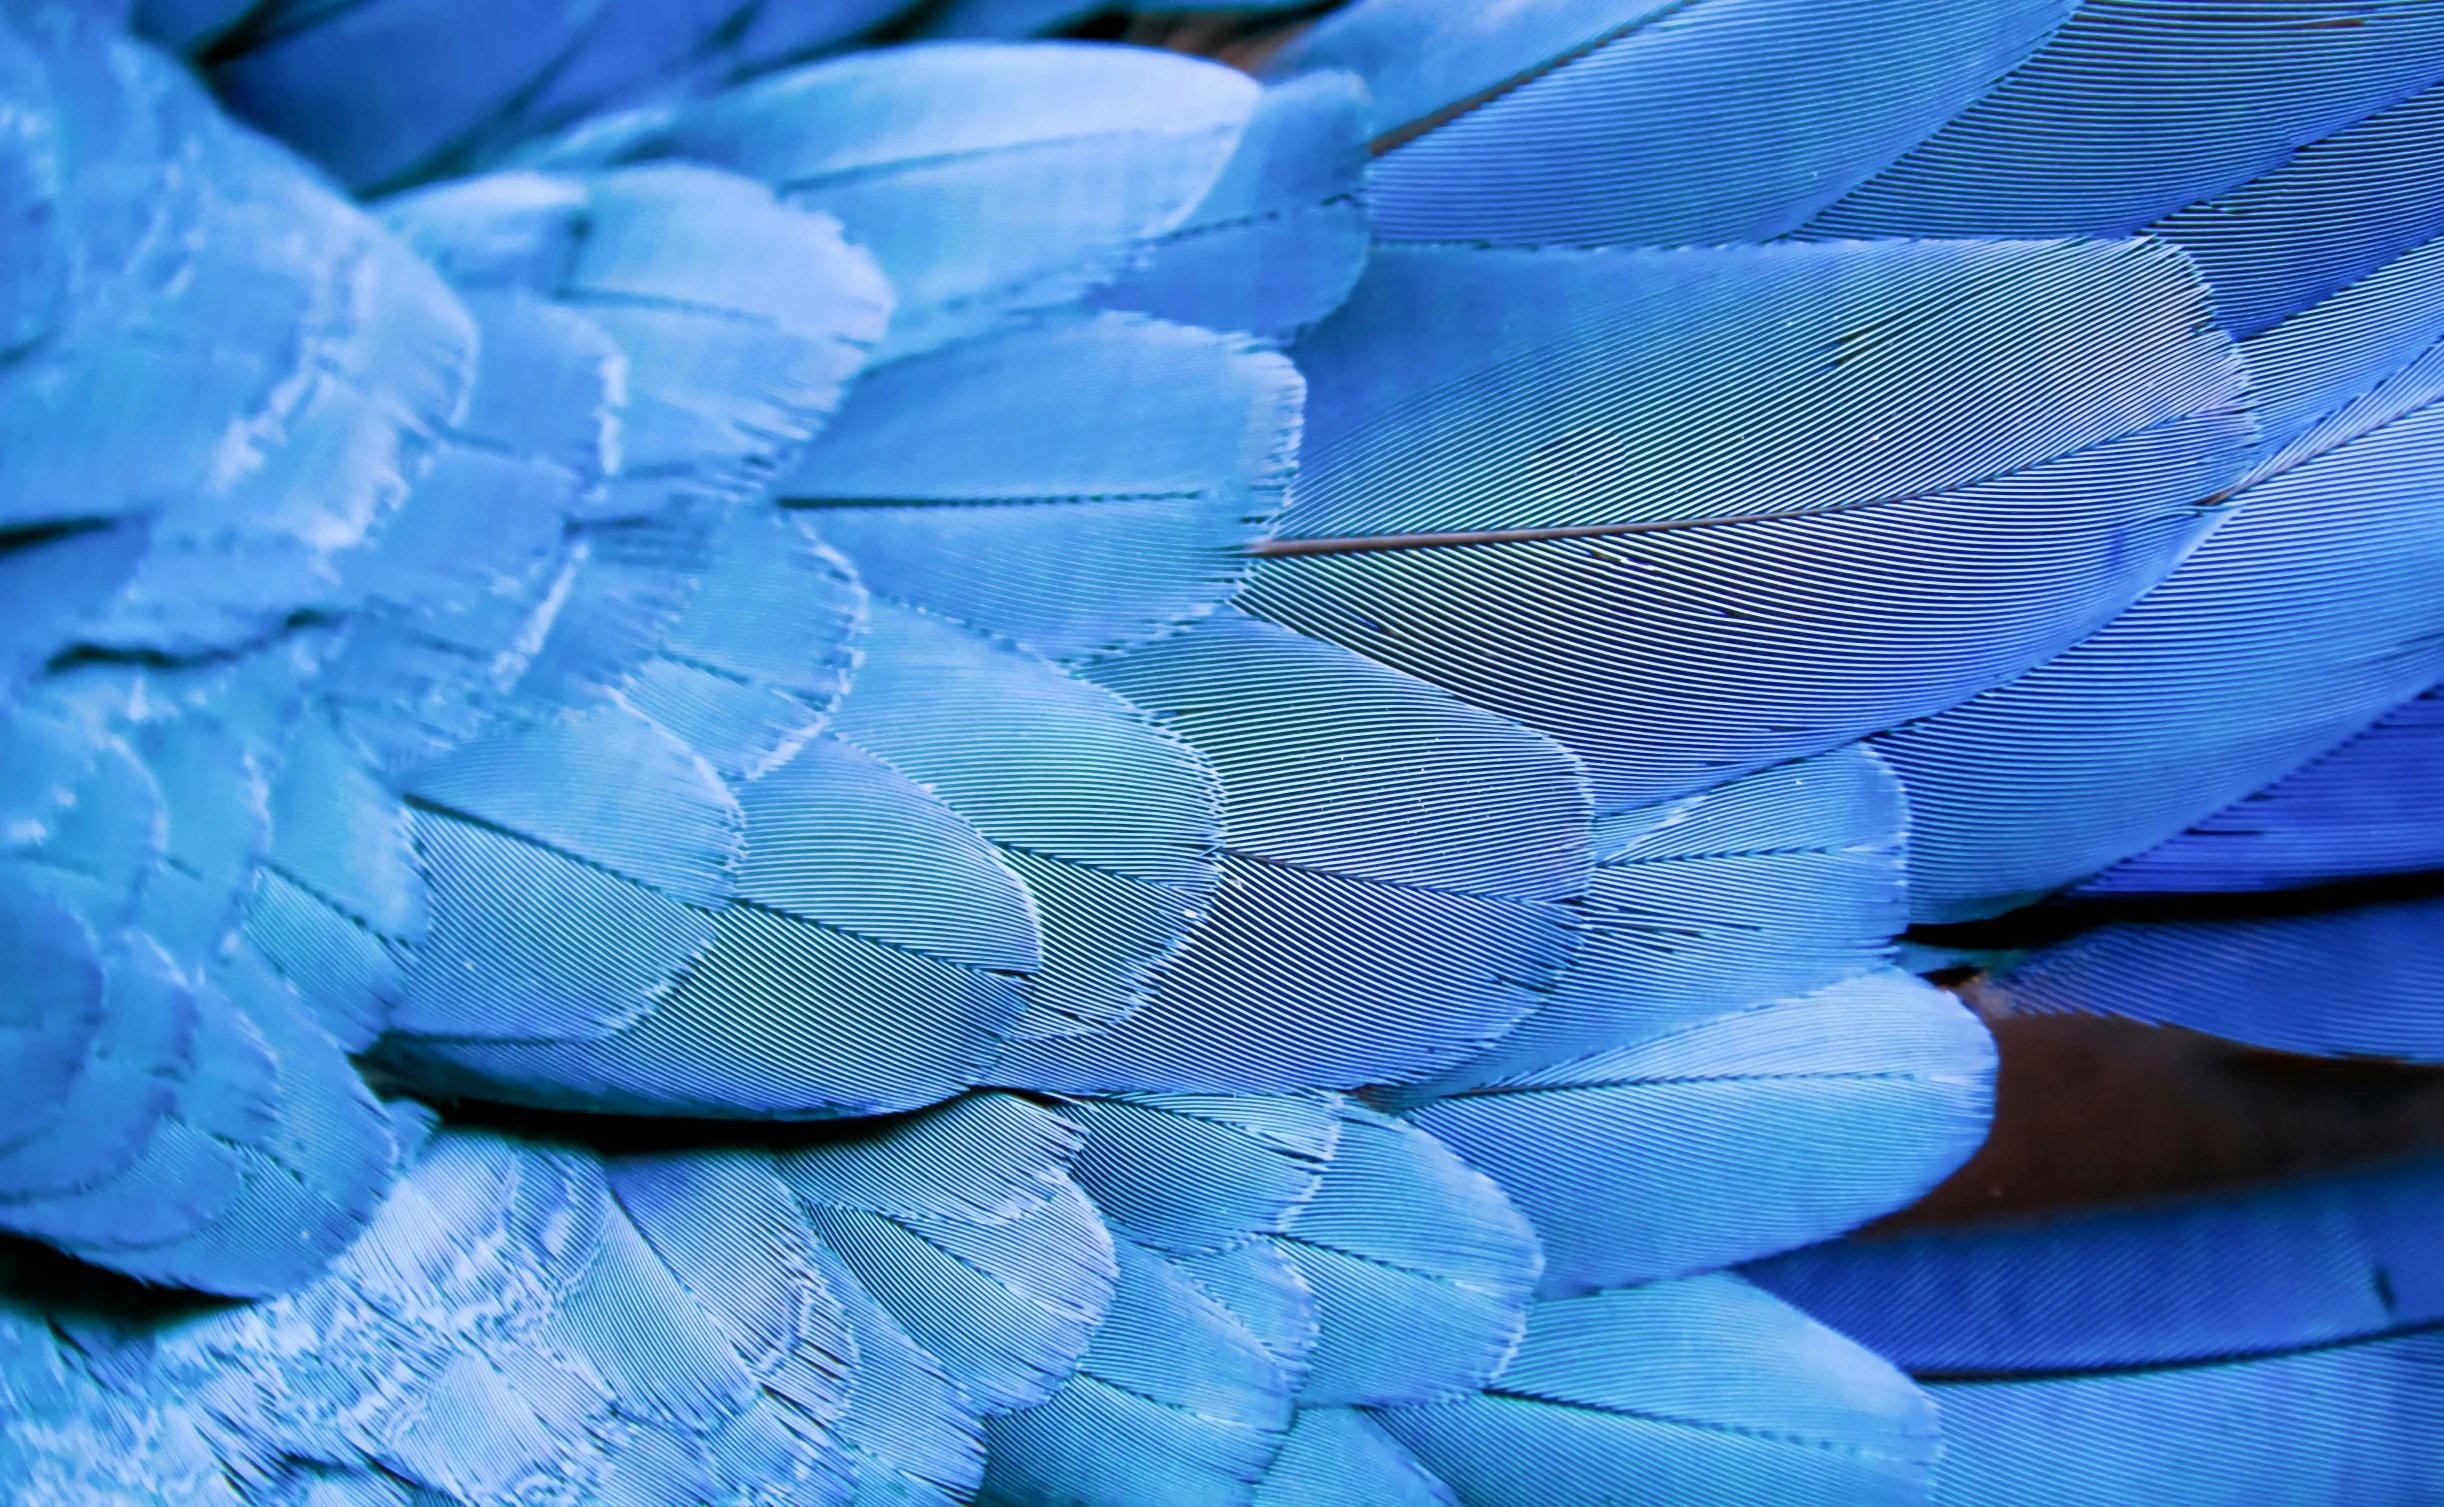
[1747,1153,2444,1374]
[978,1236,1298,1507]
[0,685,398,1295]
[825,600,1219,1042]
[1380,1275,1941,1507]
[1929,1331,2444,1507]
[715,0,916,78]
[2080,683,2444,894]
[804,1238,986,1506]
[1278,0,2069,246]
[0,20,476,660]
[1170,1239,1321,1385]
[86,1128,859,1501]
[774,1094,1119,1415]
[207,0,618,190]
[1982,895,2444,1061]
[1060,1092,1341,1255]
[1093,71,1374,342]
[532,43,1261,359]
[128,0,254,49]
[1406,972,1997,1298]
[1241,237,2254,810]
[1408,743,1907,1100]
[785,313,1303,659]
[1250,1407,1459,1507]
[1279,1104,1543,1408]
[1887,232,2444,920]
[2149,79,2444,338]
[996,612,1586,1093]
[1801,0,2444,240]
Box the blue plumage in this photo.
[1378,1276,1942,1507]
[1282,0,2072,246]
[15,2,2444,1502]
[785,314,1303,659]
[1977,895,2444,1060]
[1407,972,1996,1297]
[998,611,1586,1092]
[1748,1154,2444,1373]
[1093,71,1374,342]
[2083,684,2444,894]
[1244,236,2253,810]
[1889,223,2444,919]
[1930,1333,2444,1506]
[1278,1103,1543,1408]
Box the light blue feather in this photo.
[774,1094,1119,1416]
[786,312,1303,659]
[530,42,1260,359]
[1378,1275,1943,1507]
[804,1238,986,1507]
[978,1236,1298,1507]
[997,612,1587,1093]
[1249,1407,1459,1507]
[2148,78,2444,338]
[826,600,1220,1042]
[19,1128,850,1501]
[1407,972,1997,1298]
[1405,743,1907,1100]
[1242,237,2254,810]
[0,19,476,661]
[1060,1092,1341,1256]
[1093,71,1374,342]
[1887,231,2444,920]
[1279,1104,1543,1408]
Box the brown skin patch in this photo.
[1862,983,2444,1238]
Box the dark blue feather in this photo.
[1747,1153,2444,1375]
[2148,78,2444,338]
[1093,71,1373,342]
[1277,0,2068,246]
[1886,237,2444,920]
[1377,1275,1941,1507]
[1801,0,2444,240]
[1250,1406,1459,1507]
[1984,895,2444,1061]
[208,0,614,190]
[2080,682,2444,894]
[1241,237,2253,810]
[1279,1104,1543,1408]
[996,612,1587,1093]
[1407,743,1907,1100]
[978,1236,1298,1507]
[785,313,1303,659]
[1407,972,1997,1298]
[774,1094,1119,1415]
[1928,1331,2444,1507]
